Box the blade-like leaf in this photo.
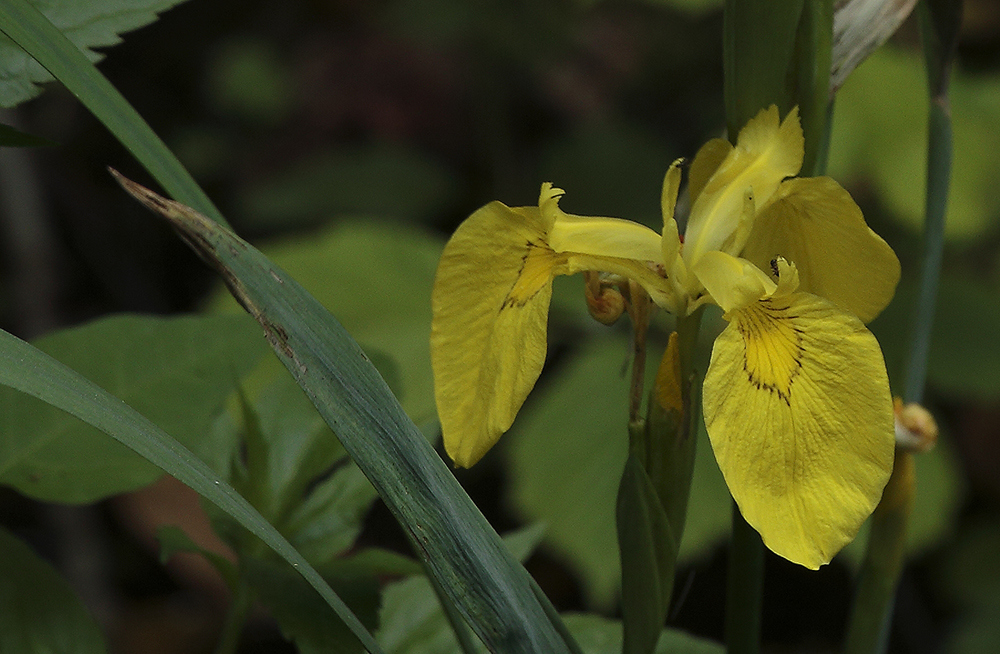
[0,327,383,654]
[0,0,226,226]
[0,0,190,107]
[113,172,574,654]
[0,527,108,654]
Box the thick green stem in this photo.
[726,505,764,654]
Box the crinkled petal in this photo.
[742,177,900,323]
[703,291,895,568]
[431,201,560,467]
[684,106,805,264]
[691,250,776,313]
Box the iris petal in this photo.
[702,291,895,568]
[431,201,559,467]
[743,177,900,323]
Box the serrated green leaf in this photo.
[0,314,268,503]
[205,356,382,565]
[0,527,108,654]
[118,176,573,654]
[0,0,227,227]
[0,0,190,108]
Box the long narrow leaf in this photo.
[0,0,226,227]
[0,327,383,654]
[114,172,573,654]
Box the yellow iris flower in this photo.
[430,106,900,569]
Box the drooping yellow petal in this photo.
[691,250,776,313]
[684,106,805,265]
[431,201,563,467]
[702,291,895,569]
[742,177,900,323]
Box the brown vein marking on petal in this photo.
[737,297,804,407]
[501,240,558,311]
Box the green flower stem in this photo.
[726,504,764,654]
[903,94,952,406]
[843,451,916,654]
[675,308,704,386]
[214,576,254,654]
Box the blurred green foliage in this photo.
[0,528,108,653]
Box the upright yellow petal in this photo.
[691,250,776,313]
[688,137,733,207]
[431,201,562,467]
[702,292,895,568]
[683,106,805,264]
[742,177,900,323]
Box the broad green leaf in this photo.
[507,335,631,607]
[0,527,107,654]
[829,46,1000,239]
[0,314,268,503]
[117,176,574,654]
[0,326,383,653]
[871,275,1000,400]
[209,220,441,425]
[238,145,458,231]
[0,0,190,108]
